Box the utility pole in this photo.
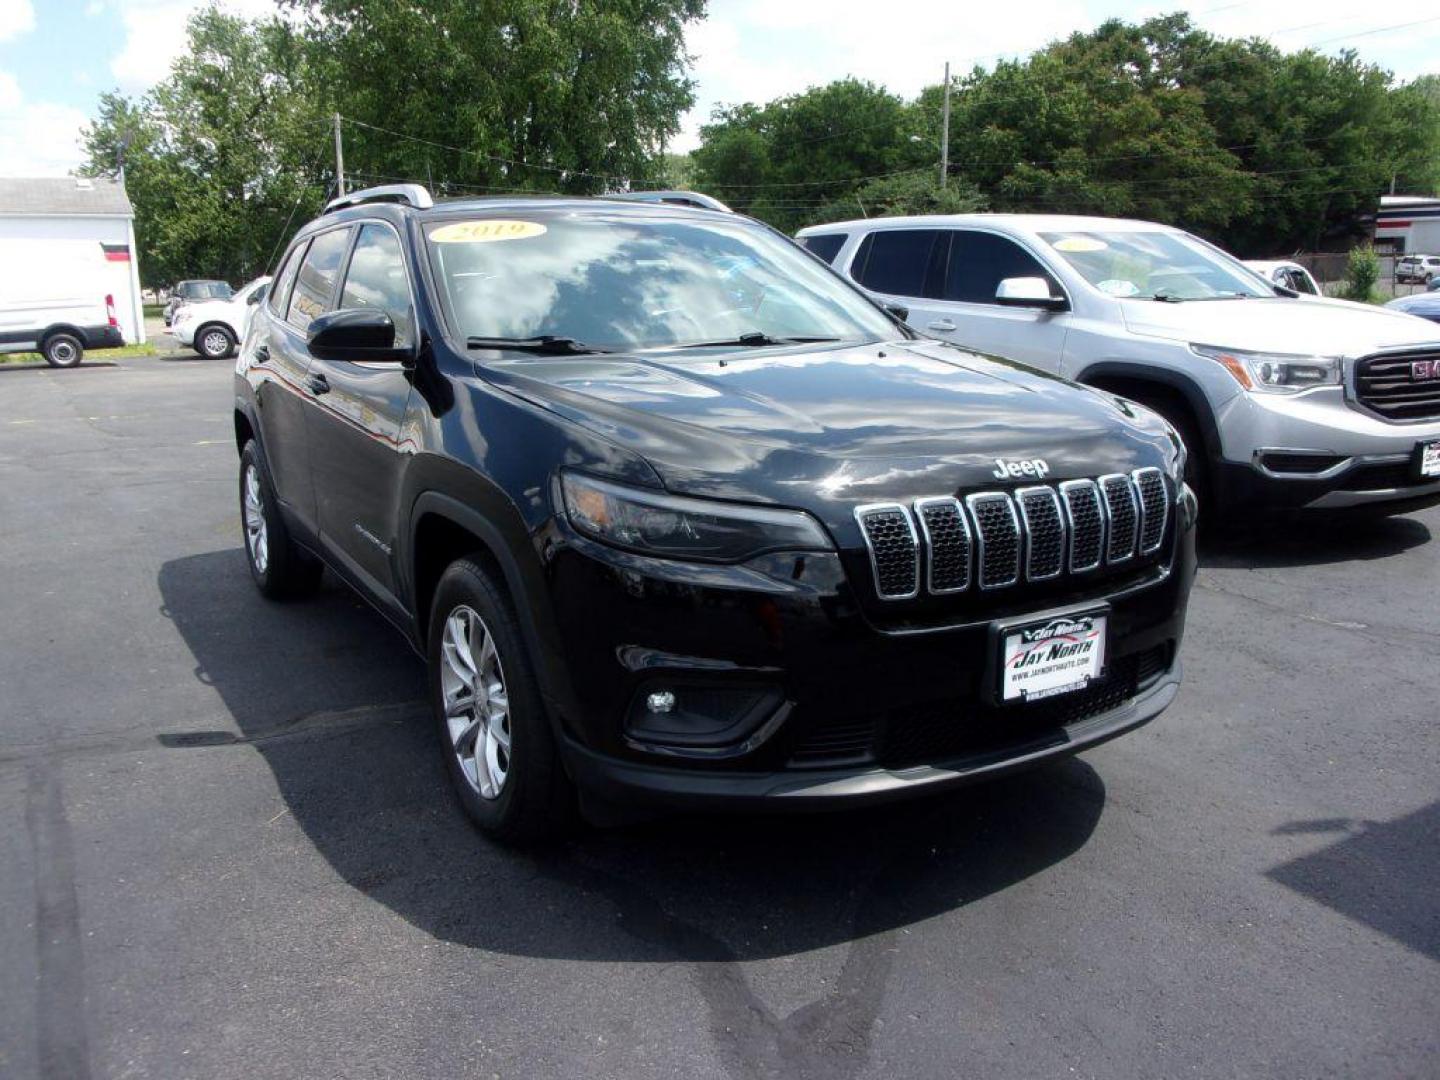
[333,112,346,197]
[940,61,951,191]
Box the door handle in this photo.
[927,319,957,332]
[253,345,269,362]
[306,373,330,395]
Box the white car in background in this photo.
[1244,259,1320,296]
[172,276,270,359]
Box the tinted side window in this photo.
[944,231,1053,304]
[852,229,944,298]
[800,233,846,265]
[286,227,352,331]
[339,223,414,349]
[268,240,308,316]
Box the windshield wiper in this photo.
[675,332,843,348]
[1150,290,1185,303]
[466,335,612,355]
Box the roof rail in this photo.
[323,183,434,215]
[603,190,732,212]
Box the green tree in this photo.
[81,7,330,286]
[1340,244,1381,303]
[692,78,929,231]
[816,171,986,222]
[287,0,704,194]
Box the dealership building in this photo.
[1374,194,1440,256]
[0,176,145,344]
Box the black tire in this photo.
[427,557,575,843]
[196,323,236,360]
[42,332,83,368]
[238,440,323,600]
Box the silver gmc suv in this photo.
[798,214,1440,517]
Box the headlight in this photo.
[1191,344,1340,394]
[561,472,833,562]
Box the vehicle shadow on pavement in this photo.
[0,362,120,374]
[157,548,1108,969]
[1198,511,1431,569]
[1266,801,1440,962]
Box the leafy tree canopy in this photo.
[694,13,1440,254]
[81,0,706,285]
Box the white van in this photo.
[0,239,128,366]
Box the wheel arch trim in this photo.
[1075,361,1223,463]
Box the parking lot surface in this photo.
[1,357,1436,1079]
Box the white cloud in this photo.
[109,0,279,92]
[674,0,1440,151]
[0,69,90,177]
[0,0,35,42]
[85,0,105,16]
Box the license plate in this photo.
[1419,440,1440,479]
[997,611,1107,703]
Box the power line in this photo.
[339,114,638,186]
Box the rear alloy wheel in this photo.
[42,333,83,368]
[428,557,574,842]
[197,324,236,360]
[238,440,323,600]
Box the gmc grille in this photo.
[855,469,1171,601]
[1355,349,1440,421]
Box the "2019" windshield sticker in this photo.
[429,220,548,244]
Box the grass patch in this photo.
[0,342,163,365]
[143,303,165,317]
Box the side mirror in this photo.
[247,287,265,305]
[996,277,1067,311]
[307,308,412,365]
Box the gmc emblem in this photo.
[1414,360,1439,382]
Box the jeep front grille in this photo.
[1355,349,1440,421]
[1100,474,1138,564]
[1133,467,1169,555]
[855,471,1171,601]
[914,497,972,594]
[965,492,1021,589]
[854,503,919,599]
[1059,479,1104,573]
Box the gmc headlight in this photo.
[1191,344,1340,394]
[561,472,833,562]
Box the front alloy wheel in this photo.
[426,557,573,841]
[439,604,511,799]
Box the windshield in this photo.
[423,211,897,351]
[1041,230,1271,301]
[185,281,232,299]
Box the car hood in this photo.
[1119,295,1440,355]
[477,339,1174,515]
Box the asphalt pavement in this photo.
[1,356,1436,1079]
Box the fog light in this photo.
[646,690,677,714]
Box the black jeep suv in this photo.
[234,184,1197,841]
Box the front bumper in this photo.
[1214,387,1440,511]
[173,322,196,346]
[563,664,1180,809]
[539,499,1195,809]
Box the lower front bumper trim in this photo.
[559,663,1181,811]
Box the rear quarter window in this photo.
[799,233,847,266]
[267,240,308,317]
[850,229,945,299]
[285,227,353,331]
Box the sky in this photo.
[1,0,1437,176]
